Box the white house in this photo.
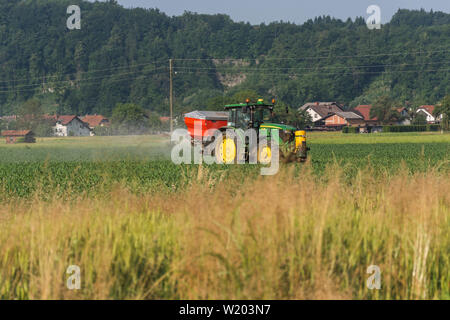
[51,115,91,137]
[416,105,442,124]
[299,102,345,124]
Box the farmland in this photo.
[0,132,448,198]
[0,132,448,299]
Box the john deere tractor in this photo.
[214,99,308,164]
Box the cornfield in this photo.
[0,133,448,299]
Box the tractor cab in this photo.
[224,99,275,129]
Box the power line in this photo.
[173,67,450,77]
[173,48,450,62]
[3,64,447,94]
[0,59,168,85]
[1,46,448,87]
[0,69,167,94]
[173,60,450,72]
[0,67,167,91]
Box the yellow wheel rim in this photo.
[216,138,236,164]
[258,145,272,164]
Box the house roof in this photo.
[417,105,435,115]
[299,102,344,118]
[81,115,109,127]
[323,112,363,121]
[1,130,32,137]
[43,115,87,126]
[57,115,78,125]
[336,111,364,120]
[354,105,378,121]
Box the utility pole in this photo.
[169,58,174,133]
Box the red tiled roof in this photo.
[417,105,435,115]
[81,115,109,127]
[57,115,77,125]
[1,130,32,137]
[160,117,170,122]
[43,115,81,125]
[354,105,378,121]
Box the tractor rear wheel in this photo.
[215,135,237,164]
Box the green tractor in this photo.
[213,99,309,164]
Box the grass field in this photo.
[0,132,448,299]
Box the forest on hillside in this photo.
[0,0,449,117]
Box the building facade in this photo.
[1,130,35,144]
[52,116,91,137]
[416,105,442,124]
[323,112,365,129]
[299,102,345,125]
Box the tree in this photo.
[0,119,7,132]
[206,96,233,111]
[370,96,402,124]
[412,113,427,125]
[14,99,54,136]
[435,95,450,130]
[111,103,149,135]
[148,112,167,133]
[231,90,259,104]
[93,126,113,136]
[272,105,312,129]
[17,99,43,119]
[17,99,43,130]
[34,122,54,137]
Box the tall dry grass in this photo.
[0,165,448,300]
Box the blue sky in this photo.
[91,0,450,24]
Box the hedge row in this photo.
[342,127,359,134]
[343,125,441,133]
[382,125,440,132]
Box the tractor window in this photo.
[236,110,250,128]
[228,109,236,127]
[255,109,272,125]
